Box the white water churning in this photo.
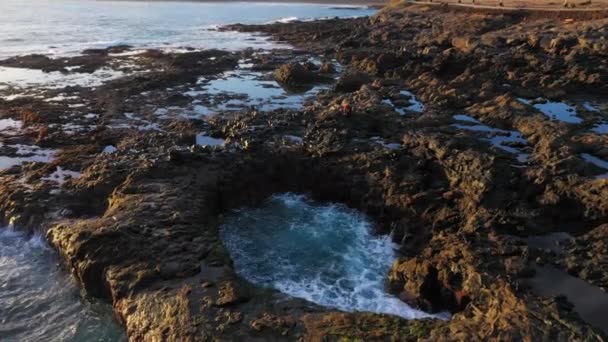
[220,193,436,319]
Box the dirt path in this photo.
[409,0,608,10]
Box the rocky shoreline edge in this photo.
[1,2,608,340]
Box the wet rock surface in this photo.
[273,62,330,88]
[559,224,608,291]
[1,3,608,341]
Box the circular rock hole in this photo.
[220,193,435,319]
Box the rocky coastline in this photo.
[1,2,608,340]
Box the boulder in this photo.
[319,62,336,74]
[480,35,505,48]
[548,36,578,52]
[375,52,402,73]
[335,72,371,93]
[451,36,479,53]
[527,34,541,48]
[273,62,319,86]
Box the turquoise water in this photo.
[0,227,125,341]
[0,0,375,58]
[220,194,437,319]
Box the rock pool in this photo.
[220,193,438,319]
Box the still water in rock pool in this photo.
[0,227,124,341]
[220,194,439,319]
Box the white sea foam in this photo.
[0,1,375,58]
[267,16,299,24]
[0,66,126,90]
[221,193,444,320]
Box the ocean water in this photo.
[0,227,125,341]
[0,2,380,339]
[0,0,375,58]
[221,193,440,319]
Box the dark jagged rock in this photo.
[274,62,330,88]
[335,72,372,93]
[1,3,608,341]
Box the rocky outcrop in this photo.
[335,72,372,92]
[274,62,325,87]
[560,224,608,291]
[1,3,608,341]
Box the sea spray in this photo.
[220,193,439,319]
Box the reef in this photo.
[1,2,608,340]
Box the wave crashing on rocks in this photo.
[220,193,438,320]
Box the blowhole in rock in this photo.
[220,193,438,319]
